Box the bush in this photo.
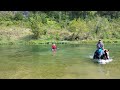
[14,12,24,20]
[68,18,89,40]
[30,20,47,39]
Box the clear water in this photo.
[0,43,120,79]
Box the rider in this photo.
[97,39,104,50]
[96,40,104,59]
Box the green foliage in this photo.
[0,21,14,26]
[40,13,47,24]
[14,12,24,20]
[67,18,89,40]
[69,18,89,33]
[0,11,14,21]
[1,11,120,42]
[29,18,47,39]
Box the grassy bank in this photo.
[22,39,120,45]
[0,26,120,45]
[1,39,120,45]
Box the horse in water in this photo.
[93,48,109,60]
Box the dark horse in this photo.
[93,49,109,60]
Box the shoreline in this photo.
[0,39,120,45]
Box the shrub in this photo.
[14,12,24,20]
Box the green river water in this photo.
[0,43,120,79]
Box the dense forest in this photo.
[0,11,120,43]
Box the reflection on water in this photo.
[0,44,120,79]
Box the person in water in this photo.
[97,40,105,58]
[94,40,105,59]
[96,39,104,50]
[51,43,57,55]
[93,48,103,59]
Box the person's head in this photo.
[52,43,55,45]
[98,39,103,43]
[99,39,101,42]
